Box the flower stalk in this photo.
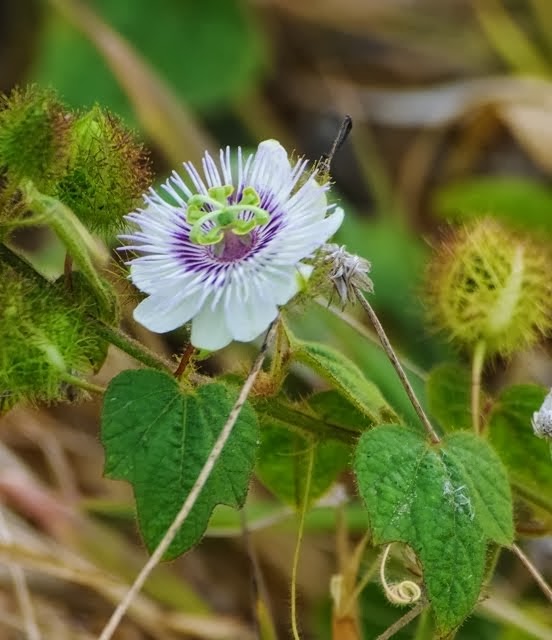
[354,287,440,444]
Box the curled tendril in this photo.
[380,544,422,606]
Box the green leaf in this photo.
[433,177,552,236]
[289,338,396,424]
[256,424,350,508]
[354,425,513,633]
[426,363,473,431]
[34,0,264,119]
[445,432,513,545]
[308,390,374,432]
[101,370,258,559]
[489,384,552,512]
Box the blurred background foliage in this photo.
[1,0,552,638]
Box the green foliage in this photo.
[288,336,396,424]
[354,425,513,634]
[253,395,366,445]
[252,390,372,508]
[308,390,374,432]
[101,370,259,559]
[55,105,151,236]
[0,85,71,196]
[0,258,107,409]
[433,176,552,236]
[489,384,552,512]
[34,0,265,120]
[426,363,473,431]
[256,424,350,508]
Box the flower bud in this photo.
[55,105,151,236]
[0,85,71,193]
[425,219,552,356]
[0,259,107,409]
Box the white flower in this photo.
[120,139,344,350]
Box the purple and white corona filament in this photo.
[120,140,344,350]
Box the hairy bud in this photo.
[55,105,151,236]
[0,86,71,195]
[425,219,552,356]
[0,258,107,410]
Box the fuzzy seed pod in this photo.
[0,260,107,410]
[425,219,552,356]
[54,105,151,236]
[0,86,72,195]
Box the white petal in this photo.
[129,259,192,295]
[133,291,204,333]
[285,178,329,228]
[190,300,233,350]
[224,287,279,342]
[264,207,345,265]
[248,139,293,200]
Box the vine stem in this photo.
[97,320,278,640]
[59,372,106,395]
[93,323,173,372]
[316,297,428,381]
[375,601,426,640]
[353,288,440,444]
[290,445,315,640]
[471,340,487,434]
[511,544,552,603]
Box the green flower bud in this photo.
[425,219,552,356]
[0,259,107,410]
[54,105,151,236]
[0,85,71,195]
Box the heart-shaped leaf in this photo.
[354,425,513,634]
[101,369,258,559]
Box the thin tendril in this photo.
[290,445,315,640]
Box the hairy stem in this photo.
[375,601,426,640]
[93,323,173,372]
[471,340,487,434]
[97,320,278,640]
[59,372,106,395]
[354,288,440,444]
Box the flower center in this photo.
[186,185,270,246]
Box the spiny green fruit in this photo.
[0,260,107,410]
[55,105,151,236]
[0,86,72,194]
[425,219,552,356]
